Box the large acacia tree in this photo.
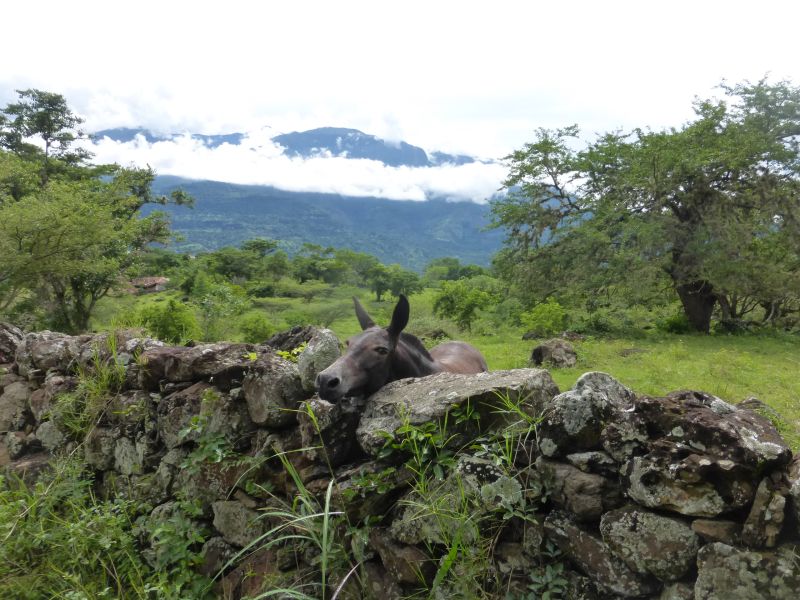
[491,79,800,332]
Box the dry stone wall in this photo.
[1,322,799,599]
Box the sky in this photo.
[2,0,799,202]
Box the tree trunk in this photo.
[675,280,717,333]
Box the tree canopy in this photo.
[491,78,800,332]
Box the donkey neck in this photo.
[389,335,440,380]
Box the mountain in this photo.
[93,126,478,167]
[148,176,504,270]
[94,127,245,148]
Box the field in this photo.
[92,285,800,450]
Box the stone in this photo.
[659,582,695,600]
[0,380,32,431]
[624,453,753,517]
[0,322,23,363]
[242,353,306,427]
[114,436,144,476]
[691,519,742,545]
[530,338,577,368]
[535,456,623,521]
[565,450,618,477]
[4,451,51,482]
[599,507,700,582]
[212,500,265,548]
[106,390,153,435]
[785,455,800,538]
[138,342,258,391]
[265,325,319,352]
[357,368,559,456]
[297,328,341,393]
[15,330,86,378]
[156,382,253,449]
[543,511,658,597]
[741,476,788,548]
[360,561,403,600]
[5,431,40,459]
[633,391,791,469]
[695,542,800,599]
[83,427,118,470]
[297,396,364,467]
[29,373,78,422]
[369,527,435,586]
[537,372,637,458]
[218,546,280,599]
[199,536,236,577]
[35,420,65,452]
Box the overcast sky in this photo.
[3,0,799,201]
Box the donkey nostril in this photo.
[327,377,340,389]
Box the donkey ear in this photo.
[353,297,376,330]
[387,295,410,338]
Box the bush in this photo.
[656,311,693,334]
[238,312,279,343]
[520,298,568,337]
[138,299,200,343]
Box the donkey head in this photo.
[315,295,409,402]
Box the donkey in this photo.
[315,295,488,402]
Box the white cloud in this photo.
[85,134,507,203]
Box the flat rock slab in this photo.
[356,368,559,456]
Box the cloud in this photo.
[84,133,507,203]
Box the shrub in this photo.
[238,312,279,343]
[656,311,693,334]
[520,298,568,337]
[138,299,200,343]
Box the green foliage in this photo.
[492,78,800,333]
[656,311,693,334]
[137,298,200,343]
[0,458,178,599]
[276,342,308,363]
[433,277,498,331]
[51,341,127,438]
[238,312,280,343]
[520,298,568,337]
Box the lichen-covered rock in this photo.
[530,338,577,368]
[106,390,154,435]
[357,369,559,456]
[138,342,257,391]
[0,322,23,363]
[543,511,658,597]
[660,582,695,600]
[537,372,637,458]
[370,527,435,586]
[599,507,699,582]
[242,353,305,427]
[0,380,33,431]
[35,420,65,452]
[4,431,40,459]
[212,500,264,548]
[297,328,340,393]
[624,453,754,517]
[83,427,118,470]
[114,436,144,476]
[157,382,253,449]
[297,396,364,467]
[695,542,800,599]
[535,456,623,521]
[359,561,404,600]
[565,450,618,478]
[199,536,237,577]
[741,475,788,548]
[691,519,742,545]
[29,373,77,422]
[784,455,800,539]
[15,330,87,378]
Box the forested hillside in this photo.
[147,176,504,269]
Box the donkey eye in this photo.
[374,347,389,355]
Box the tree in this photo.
[491,79,800,332]
[0,89,92,184]
[433,278,496,331]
